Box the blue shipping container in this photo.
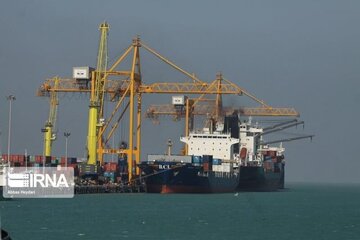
[264,155,272,161]
[192,156,203,164]
[213,159,222,165]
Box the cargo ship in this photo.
[237,118,285,191]
[139,118,241,193]
[139,114,310,193]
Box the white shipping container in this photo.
[212,165,222,172]
[221,163,232,173]
[212,163,233,173]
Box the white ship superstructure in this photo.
[180,130,238,160]
[238,119,285,167]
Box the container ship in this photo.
[139,125,241,193]
[139,114,310,193]
[237,118,285,191]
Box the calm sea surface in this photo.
[1,183,360,240]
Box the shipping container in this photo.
[202,155,213,163]
[119,165,128,174]
[213,159,222,165]
[18,155,25,162]
[60,157,75,164]
[192,155,203,164]
[212,165,221,172]
[118,158,127,166]
[104,171,117,182]
[10,154,18,162]
[104,163,118,172]
[264,155,272,161]
[78,163,99,174]
[76,157,87,163]
[45,156,52,164]
[203,162,212,172]
[51,159,59,164]
[35,155,43,163]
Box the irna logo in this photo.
[3,167,74,198]
[7,172,69,188]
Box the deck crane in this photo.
[257,120,314,146]
[42,77,59,157]
[37,22,301,181]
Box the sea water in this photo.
[1,183,359,240]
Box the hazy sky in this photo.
[0,0,359,183]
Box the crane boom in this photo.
[146,104,299,118]
[263,119,298,131]
[262,135,314,145]
[259,121,304,136]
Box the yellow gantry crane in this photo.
[37,22,299,181]
[42,77,59,157]
[145,72,299,154]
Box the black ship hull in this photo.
[139,163,239,193]
[237,162,285,191]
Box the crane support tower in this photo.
[43,77,59,157]
[87,22,109,165]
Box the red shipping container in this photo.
[203,162,210,171]
[10,154,18,162]
[2,154,8,161]
[35,155,43,163]
[105,163,118,172]
[18,155,25,162]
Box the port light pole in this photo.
[6,95,16,165]
[64,132,71,168]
